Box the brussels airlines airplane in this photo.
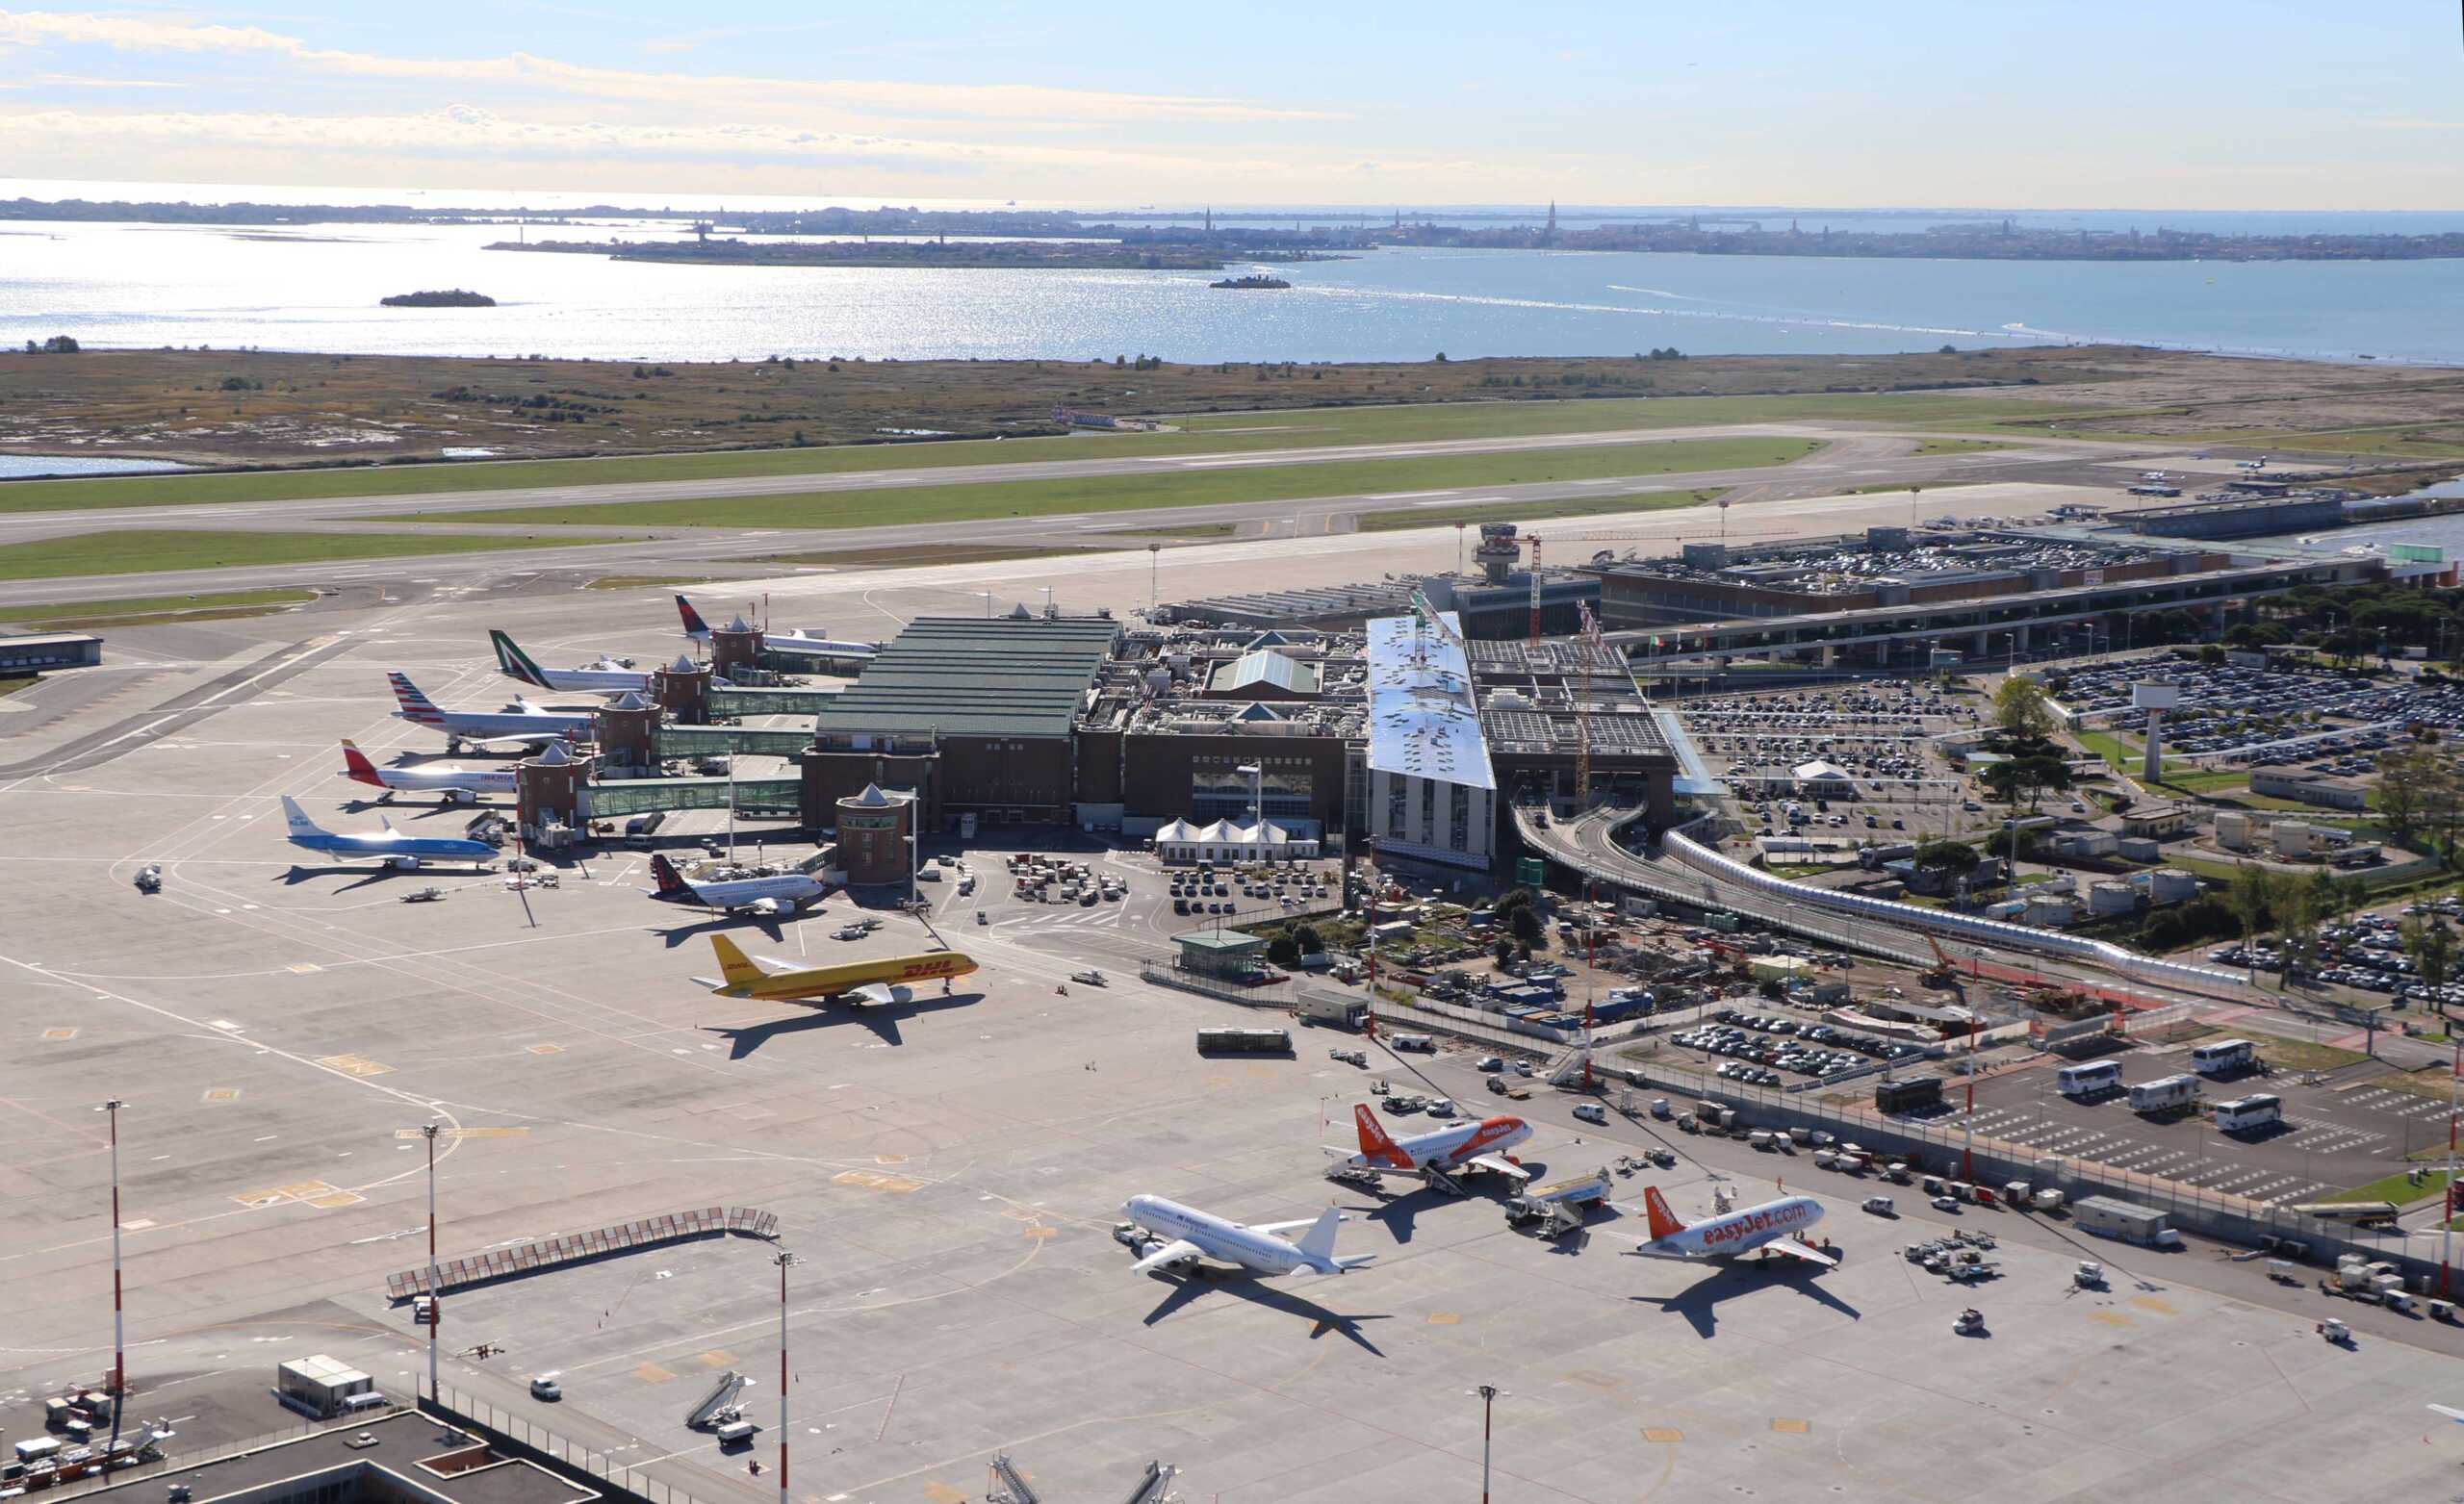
[337,740,516,803]
[1329,1105,1532,1184]
[1636,1185,1835,1267]
[279,796,499,869]
[676,596,877,661]
[645,854,826,917]
[1118,1196,1372,1279]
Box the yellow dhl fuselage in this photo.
[706,934,979,1001]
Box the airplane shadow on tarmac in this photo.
[656,914,790,949]
[703,991,986,1055]
[1629,1258,1863,1338]
[1340,1174,1527,1247]
[1140,1272,1392,1356]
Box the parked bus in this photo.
[2212,1094,2282,1134]
[2056,1061,2122,1099]
[2188,1038,2256,1077]
[2127,1074,2201,1113]
[1195,1028,1292,1056]
[1874,1076,1944,1115]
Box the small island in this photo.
[1209,273,1292,290]
[486,239,1346,272]
[380,290,496,308]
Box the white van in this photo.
[12,1442,60,1467]
[1571,1103,1607,1126]
[712,1419,757,1445]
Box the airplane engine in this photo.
[441,789,475,805]
[885,984,913,1005]
[387,855,424,871]
[1136,1239,1169,1261]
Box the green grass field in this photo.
[1,586,317,626]
[0,389,2093,516]
[419,437,1824,531]
[2333,1165,2451,1206]
[1910,438,2015,455]
[1357,488,1721,532]
[0,530,629,581]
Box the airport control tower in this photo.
[2133,680,2180,782]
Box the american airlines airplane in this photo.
[1636,1185,1835,1267]
[278,796,499,870]
[1328,1105,1531,1185]
[1118,1196,1373,1279]
[337,740,516,803]
[676,596,877,661]
[389,673,591,752]
[645,854,826,916]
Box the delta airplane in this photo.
[1118,1196,1372,1279]
[279,796,499,870]
[490,631,668,695]
[1636,1185,1835,1267]
[337,740,517,804]
[695,935,977,1005]
[646,854,826,917]
[1330,1104,1532,1185]
[677,596,876,662]
[389,673,592,752]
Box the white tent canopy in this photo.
[1152,818,1322,864]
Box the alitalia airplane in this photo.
[676,596,877,661]
[490,630,668,695]
[695,935,977,1005]
[337,740,517,803]
[1329,1105,1532,1185]
[1636,1185,1835,1267]
[1118,1196,1372,1279]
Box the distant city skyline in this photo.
[0,2,2456,210]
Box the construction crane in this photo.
[1575,599,1604,804]
[1526,533,1545,642]
[1922,933,1959,989]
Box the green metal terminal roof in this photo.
[1175,930,1269,953]
[809,616,1120,740]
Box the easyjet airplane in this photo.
[1636,1185,1835,1267]
[1328,1105,1532,1185]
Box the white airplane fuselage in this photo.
[1339,1113,1529,1174]
[1641,1193,1827,1262]
[1121,1196,1352,1278]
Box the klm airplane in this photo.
[279,796,500,870]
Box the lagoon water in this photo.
[4,214,2461,368]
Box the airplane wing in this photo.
[1464,1154,1533,1182]
[2430,1404,2464,1425]
[1249,1214,1345,1237]
[1758,1238,1838,1268]
[846,981,911,1006]
[1131,1238,1207,1276]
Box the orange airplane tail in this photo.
[1353,1105,1413,1168]
[1642,1186,1688,1241]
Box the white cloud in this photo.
[0,10,1344,123]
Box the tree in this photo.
[1291,922,1324,956]
[2274,873,2323,983]
[1493,937,1516,966]
[1991,676,2059,741]
[2196,644,2227,668]
[2376,747,2436,850]
[2404,914,2457,1017]
[2225,863,2275,984]
[1507,905,1544,947]
[1266,932,1300,968]
[1980,753,2070,810]
[1911,840,1980,877]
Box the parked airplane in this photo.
[278,795,499,869]
[676,596,876,661]
[389,673,592,752]
[2433,1405,2464,1425]
[490,631,667,695]
[646,854,826,916]
[1636,1185,1835,1267]
[695,935,977,1005]
[1118,1195,1372,1278]
[1330,1104,1531,1185]
[338,740,516,804]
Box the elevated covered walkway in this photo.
[710,684,843,718]
[653,724,813,758]
[583,776,804,819]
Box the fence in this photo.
[388,1206,779,1299]
[1623,1057,2449,1286]
[39,1402,414,1503]
[422,1384,715,1504]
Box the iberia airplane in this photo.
[695,935,978,1006]
[1636,1185,1835,1267]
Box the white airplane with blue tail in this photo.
[280,796,500,870]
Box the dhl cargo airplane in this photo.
[695,935,978,1006]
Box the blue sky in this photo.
[0,2,2455,207]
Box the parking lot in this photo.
[2058,651,2464,766]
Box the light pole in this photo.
[1471,1385,1502,1503]
[1148,543,1162,612]
[423,1123,442,1403]
[974,590,994,619]
[773,1251,796,1504]
[100,1099,127,1427]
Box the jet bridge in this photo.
[709,684,844,718]
[583,776,805,820]
[652,725,813,759]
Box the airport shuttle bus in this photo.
[2212,1094,2282,1134]
[2188,1038,2256,1076]
[2127,1074,2201,1113]
[2057,1061,2122,1098]
[1196,1027,1293,1056]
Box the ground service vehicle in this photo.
[1874,1076,1944,1114]
[2073,1196,2184,1247]
[2291,1201,2400,1227]
[2213,1094,2282,1133]
[2057,1061,2121,1098]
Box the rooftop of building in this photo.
[126,1414,596,1504]
[1206,648,1322,698]
[809,615,1120,740]
[1364,613,1494,790]
[1597,531,2182,597]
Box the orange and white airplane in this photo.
[1637,1185,1835,1267]
[1329,1105,1532,1185]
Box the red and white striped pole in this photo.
[774,1251,796,1504]
[102,1099,126,1408]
